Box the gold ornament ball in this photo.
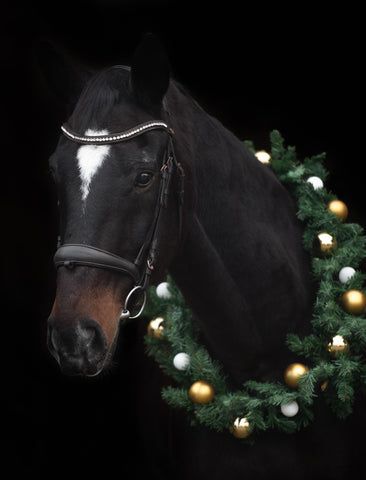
[188,380,215,404]
[315,232,337,256]
[147,317,165,339]
[231,417,252,439]
[284,363,310,388]
[255,150,271,165]
[341,290,366,315]
[327,335,349,355]
[328,200,348,221]
[320,380,329,392]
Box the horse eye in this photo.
[135,172,153,187]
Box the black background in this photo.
[3,1,365,477]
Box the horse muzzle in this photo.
[47,317,108,376]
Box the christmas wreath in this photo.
[143,131,366,439]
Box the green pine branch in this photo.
[142,131,366,439]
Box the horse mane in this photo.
[69,66,130,132]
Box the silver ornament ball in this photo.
[173,352,191,371]
[280,401,299,417]
[338,267,356,284]
[156,282,172,299]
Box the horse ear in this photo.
[130,34,170,107]
[34,41,92,108]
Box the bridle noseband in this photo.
[54,119,185,320]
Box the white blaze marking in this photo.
[76,129,111,202]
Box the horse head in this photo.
[47,37,184,376]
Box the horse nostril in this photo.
[78,320,107,360]
[47,324,60,353]
[79,326,96,346]
[51,328,60,350]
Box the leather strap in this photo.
[54,244,140,282]
[61,121,173,145]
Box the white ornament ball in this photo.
[173,352,191,371]
[338,267,356,284]
[306,176,324,190]
[156,282,172,299]
[280,401,299,417]
[255,150,271,165]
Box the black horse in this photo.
[47,37,364,479]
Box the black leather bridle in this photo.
[54,119,185,320]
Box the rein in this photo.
[54,119,185,320]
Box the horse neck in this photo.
[167,85,314,386]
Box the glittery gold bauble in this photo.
[327,200,349,221]
[147,317,165,338]
[188,380,215,404]
[284,363,310,388]
[255,150,271,165]
[231,417,252,439]
[341,290,366,315]
[315,232,337,256]
[327,335,349,355]
[320,380,329,392]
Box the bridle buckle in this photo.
[147,257,154,271]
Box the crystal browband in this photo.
[61,121,173,145]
